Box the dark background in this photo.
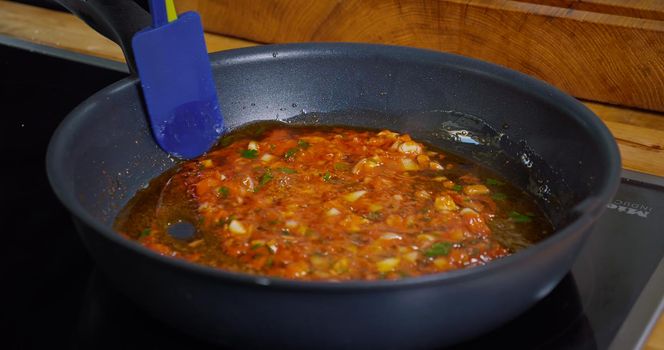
[10,0,150,12]
[0,42,127,348]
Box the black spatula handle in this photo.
[55,0,151,74]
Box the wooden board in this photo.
[648,316,664,350]
[0,2,662,347]
[176,0,664,112]
[0,0,255,63]
[584,101,664,176]
[516,0,664,20]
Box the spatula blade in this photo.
[132,12,223,159]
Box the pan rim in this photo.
[46,42,621,291]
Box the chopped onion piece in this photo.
[403,251,419,263]
[260,153,275,162]
[333,258,349,274]
[380,233,402,240]
[417,234,435,241]
[429,161,444,170]
[242,176,255,191]
[376,257,400,273]
[248,141,259,150]
[310,255,328,268]
[352,157,381,174]
[463,184,490,195]
[435,194,459,211]
[326,208,341,216]
[285,219,299,228]
[229,220,247,234]
[398,141,423,155]
[460,208,479,216]
[188,239,204,248]
[433,257,450,269]
[401,158,419,171]
[344,190,367,202]
[369,204,383,212]
[377,130,399,139]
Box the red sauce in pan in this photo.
[114,122,553,281]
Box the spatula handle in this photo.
[55,0,151,74]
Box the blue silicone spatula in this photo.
[132,0,224,158]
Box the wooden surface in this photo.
[0,2,662,347]
[517,0,664,20]
[649,317,664,350]
[584,101,664,176]
[177,0,664,112]
[0,0,256,63]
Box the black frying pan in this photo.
[47,1,621,348]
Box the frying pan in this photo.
[47,1,621,348]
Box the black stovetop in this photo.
[2,37,663,350]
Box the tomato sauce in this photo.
[114,122,553,281]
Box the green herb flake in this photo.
[138,228,151,238]
[486,178,505,186]
[509,211,533,223]
[219,135,236,147]
[259,169,274,186]
[297,139,310,149]
[492,193,507,201]
[240,149,259,159]
[425,242,452,257]
[284,147,299,159]
[218,186,230,198]
[334,162,350,171]
[278,167,297,174]
[284,140,311,159]
[452,184,463,192]
[251,242,264,250]
[253,125,267,137]
[322,171,331,182]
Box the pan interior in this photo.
[284,110,572,228]
[49,44,618,252]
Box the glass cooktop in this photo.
[2,36,663,349]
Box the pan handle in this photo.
[54,0,151,74]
